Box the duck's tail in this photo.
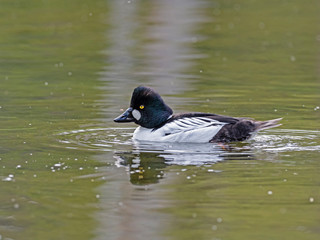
[255,118,283,131]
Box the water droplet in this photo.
[2,177,13,182]
[280,208,287,214]
[234,4,241,11]
[296,226,306,231]
[259,22,265,29]
[208,169,222,173]
[228,22,234,29]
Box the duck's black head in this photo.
[114,86,173,128]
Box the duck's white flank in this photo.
[133,117,226,143]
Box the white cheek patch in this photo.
[132,109,141,121]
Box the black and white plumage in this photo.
[114,86,282,143]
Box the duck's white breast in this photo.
[133,126,163,141]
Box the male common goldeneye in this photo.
[114,86,282,143]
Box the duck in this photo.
[114,86,282,143]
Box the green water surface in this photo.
[0,0,319,240]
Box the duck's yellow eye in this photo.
[139,105,144,109]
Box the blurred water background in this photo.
[0,0,319,240]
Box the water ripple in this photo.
[251,129,320,152]
[57,128,320,166]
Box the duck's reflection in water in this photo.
[114,141,255,185]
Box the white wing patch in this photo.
[162,117,221,132]
[133,117,227,143]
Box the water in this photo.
[0,0,319,240]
